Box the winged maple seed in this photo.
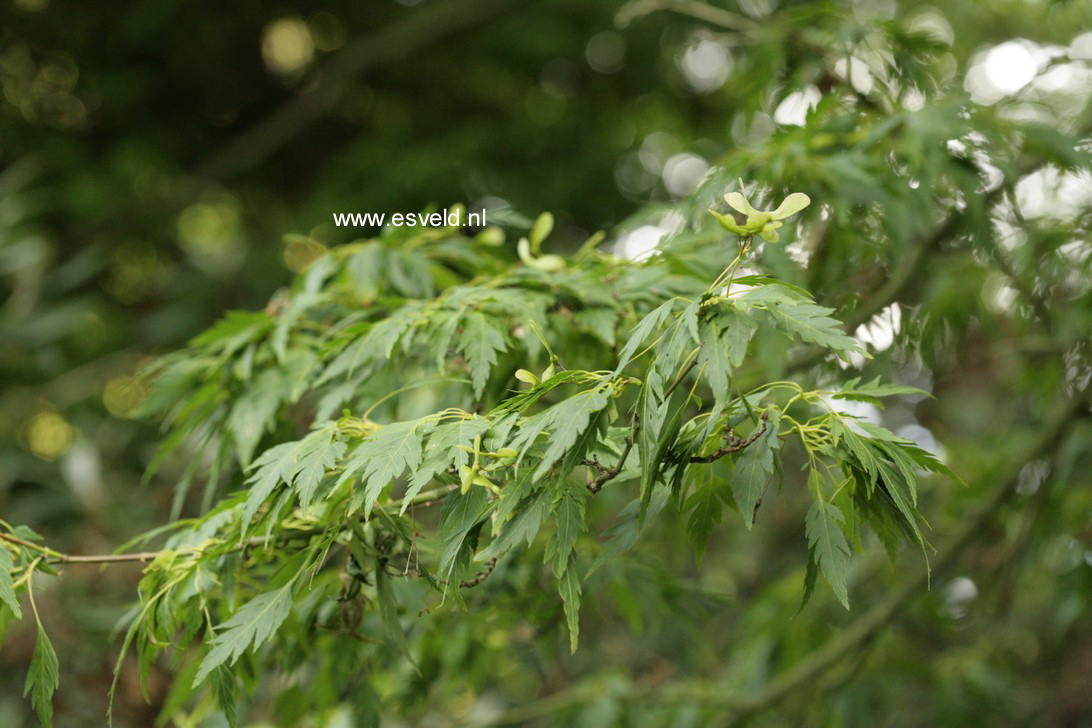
[710,178,812,242]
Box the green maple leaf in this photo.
[194,585,295,686]
[730,410,781,529]
[24,624,59,728]
[0,549,22,619]
[559,564,582,654]
[457,311,508,398]
[764,301,864,355]
[338,420,427,516]
[806,499,852,609]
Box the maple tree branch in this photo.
[460,557,498,588]
[35,550,162,565]
[584,415,640,493]
[0,530,309,566]
[0,484,457,568]
[690,411,768,463]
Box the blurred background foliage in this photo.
[1,0,1090,725]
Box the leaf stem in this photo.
[663,352,700,400]
[707,236,753,293]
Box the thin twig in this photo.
[663,355,700,400]
[689,411,769,463]
[0,483,456,568]
[40,551,163,565]
[585,415,641,493]
[459,557,498,588]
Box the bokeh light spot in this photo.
[586,32,625,74]
[176,193,247,275]
[984,41,1037,93]
[678,38,731,93]
[773,86,821,126]
[283,235,328,272]
[262,18,314,77]
[25,411,73,459]
[662,153,709,197]
[103,376,146,418]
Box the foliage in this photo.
[0,182,958,722]
[2,0,1092,726]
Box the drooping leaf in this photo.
[212,665,238,728]
[511,387,610,479]
[189,310,273,357]
[293,433,345,511]
[194,584,295,686]
[653,317,694,386]
[806,499,852,609]
[698,317,732,409]
[544,479,587,577]
[729,409,781,529]
[829,419,884,490]
[686,476,724,567]
[228,368,287,467]
[241,440,308,529]
[698,306,756,411]
[24,623,59,728]
[558,562,582,654]
[798,545,821,613]
[376,568,414,664]
[0,605,16,656]
[637,368,668,494]
[715,304,758,369]
[318,305,423,384]
[478,490,549,562]
[874,457,927,550]
[641,389,690,518]
[240,427,340,528]
[436,487,493,579]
